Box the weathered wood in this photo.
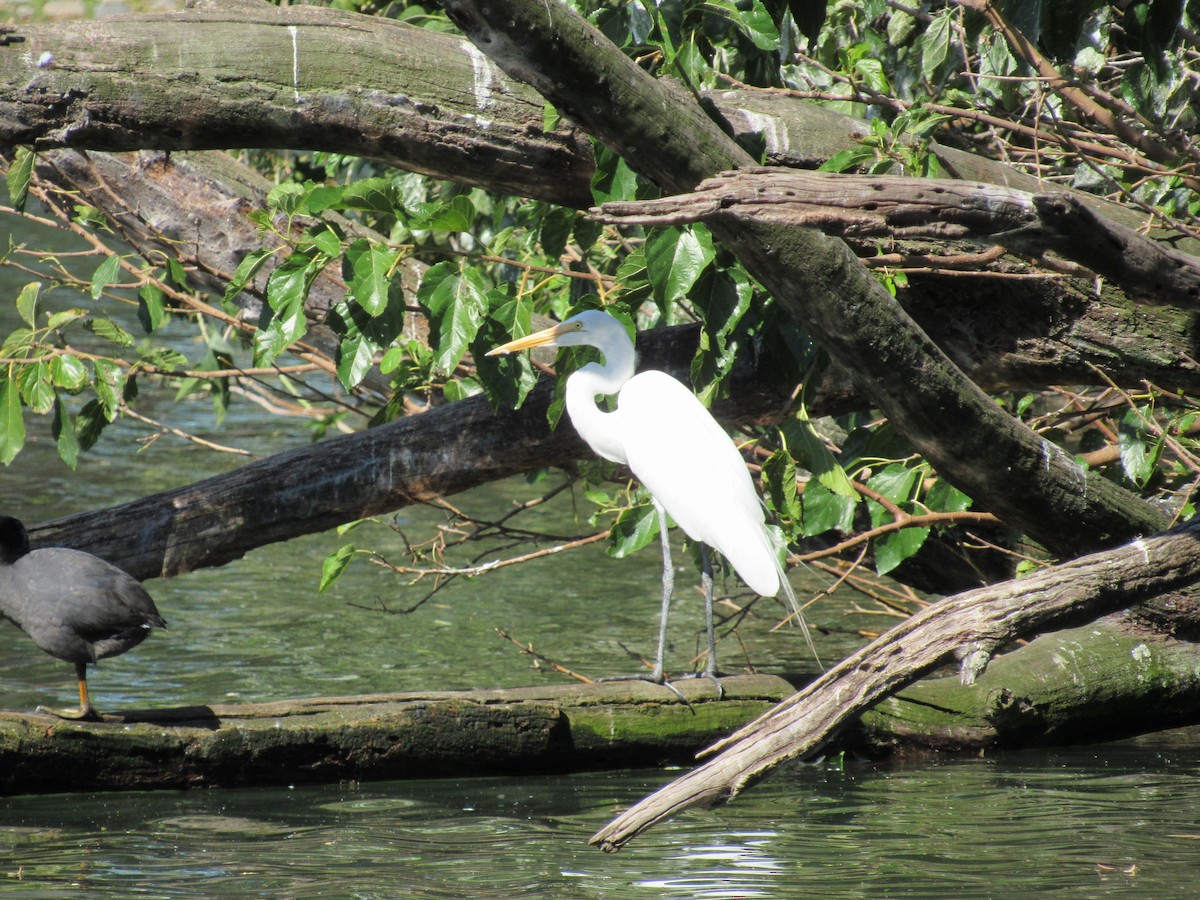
[590,518,1200,850]
[0,675,793,794]
[861,614,1200,750]
[596,169,1200,310]
[0,2,595,207]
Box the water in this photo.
[2,742,1198,896]
[4,188,1200,897]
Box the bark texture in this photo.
[0,675,792,794]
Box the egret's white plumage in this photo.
[488,310,818,690]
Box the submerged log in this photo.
[0,675,793,795]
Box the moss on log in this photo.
[0,675,793,795]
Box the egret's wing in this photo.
[617,371,779,596]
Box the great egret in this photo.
[487,310,819,694]
[0,516,167,720]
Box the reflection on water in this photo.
[2,740,1199,897]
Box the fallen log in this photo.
[0,674,792,795]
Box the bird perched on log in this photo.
[488,309,819,696]
[0,516,166,720]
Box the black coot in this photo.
[0,516,166,720]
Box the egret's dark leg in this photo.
[38,661,100,721]
[650,499,673,683]
[598,501,689,704]
[699,545,723,698]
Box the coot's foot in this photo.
[37,703,101,722]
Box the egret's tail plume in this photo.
[779,567,823,671]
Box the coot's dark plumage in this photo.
[0,516,166,720]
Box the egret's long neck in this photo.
[564,336,636,466]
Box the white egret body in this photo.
[488,310,818,691]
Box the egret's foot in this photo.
[596,672,691,705]
[37,703,100,722]
[679,670,725,700]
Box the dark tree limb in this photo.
[439,0,1170,559]
[590,519,1200,851]
[595,168,1200,310]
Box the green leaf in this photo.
[74,398,109,451]
[925,479,972,514]
[818,147,877,173]
[1119,407,1165,488]
[17,361,54,414]
[336,333,376,391]
[591,146,639,204]
[255,251,320,365]
[51,396,78,470]
[318,544,356,595]
[920,10,953,82]
[137,283,166,333]
[422,195,477,232]
[266,182,306,215]
[0,374,26,465]
[738,0,781,50]
[90,254,122,300]
[338,178,399,215]
[785,408,860,502]
[91,358,123,421]
[800,480,856,536]
[645,225,716,310]
[224,248,275,305]
[46,308,88,331]
[7,147,35,212]
[86,317,135,348]
[15,282,39,327]
[607,501,661,558]
[49,355,87,393]
[345,240,398,317]
[874,526,930,576]
[416,262,489,374]
[474,294,537,411]
[866,464,921,527]
[762,447,801,521]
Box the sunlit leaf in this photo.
[786,407,860,502]
[0,375,26,465]
[15,282,39,327]
[137,283,166,333]
[417,262,489,374]
[50,355,87,393]
[608,501,661,558]
[90,254,122,300]
[318,544,356,594]
[6,146,35,213]
[224,248,274,305]
[16,361,53,414]
[645,225,716,311]
[345,239,398,317]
